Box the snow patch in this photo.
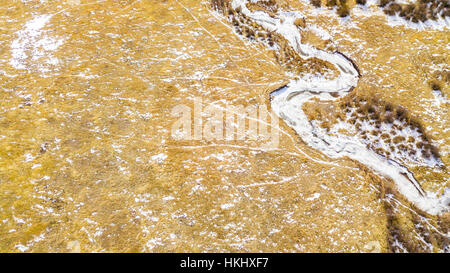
[9,14,64,74]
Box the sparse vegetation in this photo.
[310,0,449,22]
[334,94,442,162]
[383,0,450,23]
[246,0,279,17]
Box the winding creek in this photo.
[214,0,449,215]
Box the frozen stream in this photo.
[227,0,449,215]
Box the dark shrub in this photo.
[385,3,402,15]
[326,0,337,7]
[400,4,415,18]
[379,0,394,7]
[311,0,322,7]
[337,0,350,17]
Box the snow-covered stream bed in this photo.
[226,0,449,215]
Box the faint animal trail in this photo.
[210,0,449,215]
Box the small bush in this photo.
[379,0,394,7]
[326,0,337,7]
[337,6,350,17]
[430,81,441,91]
[337,0,350,17]
[411,4,428,22]
[400,4,415,18]
[311,0,322,7]
[384,3,402,15]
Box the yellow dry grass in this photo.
[0,0,447,252]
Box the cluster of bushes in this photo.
[211,0,228,13]
[310,0,351,17]
[382,0,449,22]
[310,0,449,22]
[245,0,279,17]
[336,94,441,161]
